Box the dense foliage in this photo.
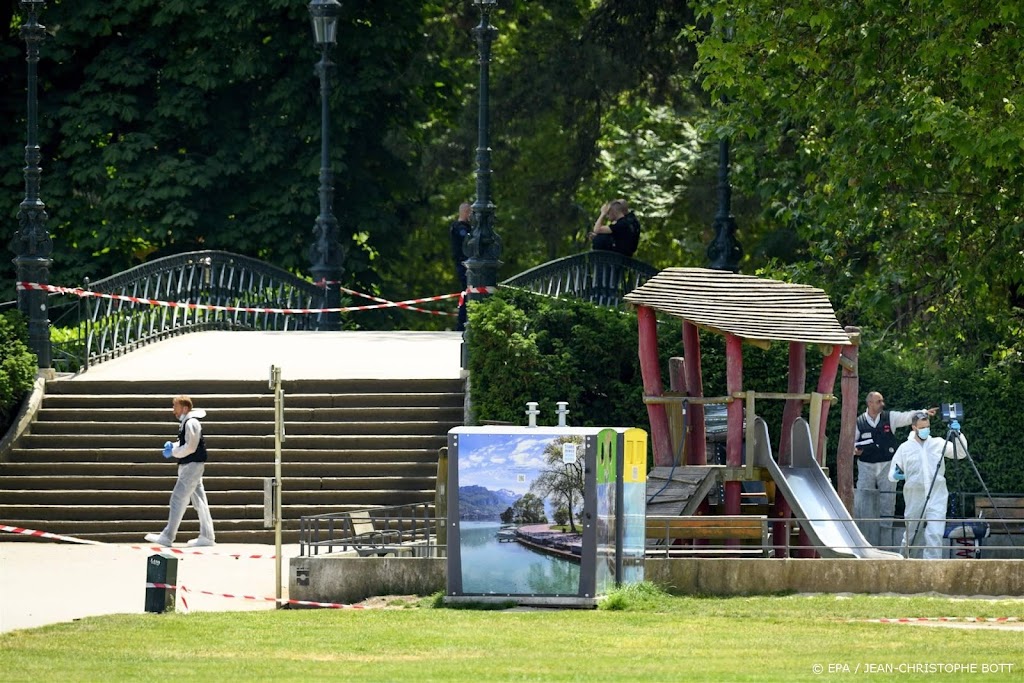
[0,312,39,430]
[692,0,1024,362]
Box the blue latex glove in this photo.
[950,420,961,435]
[893,466,906,481]
[162,441,174,459]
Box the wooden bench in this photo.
[975,497,1024,535]
[645,515,772,558]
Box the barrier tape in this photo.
[16,281,472,316]
[1,524,274,559]
[869,617,1021,624]
[0,524,104,546]
[146,583,363,610]
[315,279,462,317]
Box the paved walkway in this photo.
[1,330,464,633]
[64,330,465,381]
[0,541,304,633]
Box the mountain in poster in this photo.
[458,485,519,521]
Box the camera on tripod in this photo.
[940,402,964,422]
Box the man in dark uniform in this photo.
[450,203,472,331]
[854,392,934,548]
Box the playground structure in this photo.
[625,267,898,559]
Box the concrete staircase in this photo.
[0,377,463,543]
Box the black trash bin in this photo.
[145,552,178,613]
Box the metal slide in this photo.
[754,416,903,559]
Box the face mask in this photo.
[917,428,931,440]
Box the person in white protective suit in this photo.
[888,411,967,559]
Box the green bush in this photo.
[0,311,39,429]
[467,291,1024,494]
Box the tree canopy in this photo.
[3,1,1022,365]
[692,0,1024,361]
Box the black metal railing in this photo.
[299,503,443,557]
[501,251,658,308]
[66,251,326,368]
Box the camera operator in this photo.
[888,411,967,558]
[854,392,934,547]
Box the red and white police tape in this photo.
[146,582,363,610]
[1,524,274,559]
[868,617,1020,624]
[0,524,105,545]
[16,281,496,316]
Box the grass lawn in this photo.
[1,586,1022,681]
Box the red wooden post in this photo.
[773,341,805,558]
[837,327,860,514]
[815,344,842,464]
[638,305,672,466]
[725,333,743,519]
[682,321,706,465]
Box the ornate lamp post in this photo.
[705,22,742,273]
[10,0,52,369]
[463,0,503,304]
[308,0,345,330]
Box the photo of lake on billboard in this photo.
[456,431,584,596]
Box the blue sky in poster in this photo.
[458,432,555,495]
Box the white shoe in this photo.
[187,537,216,547]
[144,533,172,547]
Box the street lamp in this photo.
[10,0,52,369]
[308,0,345,330]
[705,20,742,273]
[463,0,503,305]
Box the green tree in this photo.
[510,492,547,525]
[2,1,457,299]
[530,435,585,533]
[691,1,1024,361]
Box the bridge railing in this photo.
[500,251,658,307]
[73,251,325,368]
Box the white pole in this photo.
[271,365,284,605]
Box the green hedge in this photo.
[467,291,1023,494]
[0,311,39,432]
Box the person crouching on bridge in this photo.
[888,411,967,559]
[145,395,216,548]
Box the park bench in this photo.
[975,496,1024,535]
[645,514,772,558]
[306,510,405,557]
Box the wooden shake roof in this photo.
[624,267,851,346]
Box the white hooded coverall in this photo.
[889,431,967,559]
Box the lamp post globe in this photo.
[463,0,503,307]
[10,0,52,369]
[308,0,345,330]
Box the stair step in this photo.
[17,434,448,449]
[42,394,465,410]
[0,476,437,491]
[44,378,464,396]
[1,489,435,505]
[36,406,464,422]
[0,500,433,521]
[6,448,442,464]
[0,462,438,477]
[29,420,461,436]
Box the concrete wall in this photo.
[290,555,1023,604]
[645,558,1024,596]
[291,556,446,605]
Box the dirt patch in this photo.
[353,595,426,609]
